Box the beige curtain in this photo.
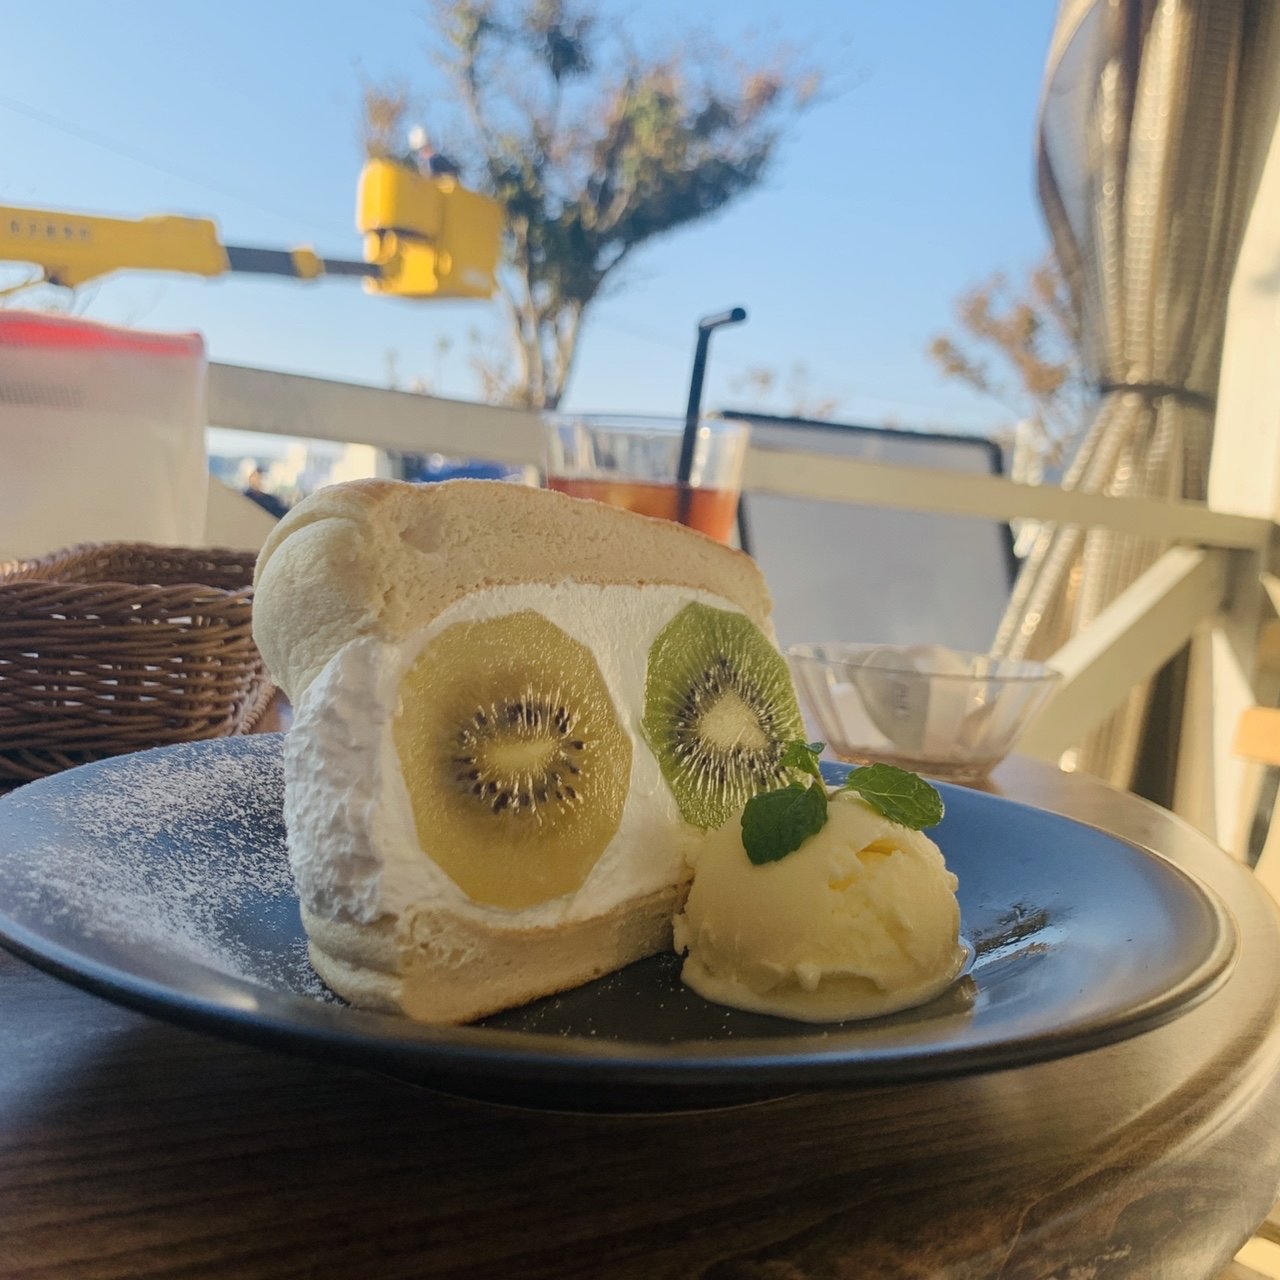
[993,0,1280,790]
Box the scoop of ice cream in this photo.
[672,789,965,1021]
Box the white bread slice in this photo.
[253,478,781,1023]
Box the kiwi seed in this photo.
[393,610,632,910]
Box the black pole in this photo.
[676,308,747,536]
[736,487,754,557]
[224,245,380,279]
[677,307,747,486]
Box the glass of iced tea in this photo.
[543,415,749,544]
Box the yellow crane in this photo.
[0,159,503,300]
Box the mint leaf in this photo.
[842,763,944,830]
[779,739,825,782]
[741,781,828,864]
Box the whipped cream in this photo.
[286,581,743,929]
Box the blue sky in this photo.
[1,1,1057,432]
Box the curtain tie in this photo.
[1097,381,1216,412]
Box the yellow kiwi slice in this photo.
[393,611,631,910]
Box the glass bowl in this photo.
[785,643,1061,784]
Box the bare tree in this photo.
[928,252,1091,469]
[363,85,412,159]
[366,0,817,408]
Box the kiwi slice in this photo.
[643,602,804,829]
[393,611,631,910]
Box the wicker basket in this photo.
[0,543,274,785]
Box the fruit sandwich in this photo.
[253,478,803,1023]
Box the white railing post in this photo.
[208,363,545,465]
[1017,547,1231,762]
[1179,97,1280,850]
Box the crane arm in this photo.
[0,204,390,293]
[0,160,503,299]
[1,207,231,289]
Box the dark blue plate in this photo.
[0,735,1237,1111]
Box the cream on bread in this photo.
[253,478,795,1023]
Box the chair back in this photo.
[728,412,1016,652]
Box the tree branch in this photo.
[546,302,583,409]
[375,1,817,408]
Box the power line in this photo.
[591,316,996,427]
[0,91,351,240]
[0,93,997,429]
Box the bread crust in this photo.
[302,882,687,1024]
[253,478,773,703]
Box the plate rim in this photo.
[0,737,1241,1093]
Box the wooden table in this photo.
[3,754,1280,1279]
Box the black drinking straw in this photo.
[677,308,747,525]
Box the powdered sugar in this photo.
[0,735,338,1000]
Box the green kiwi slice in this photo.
[643,602,804,829]
[393,610,631,910]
